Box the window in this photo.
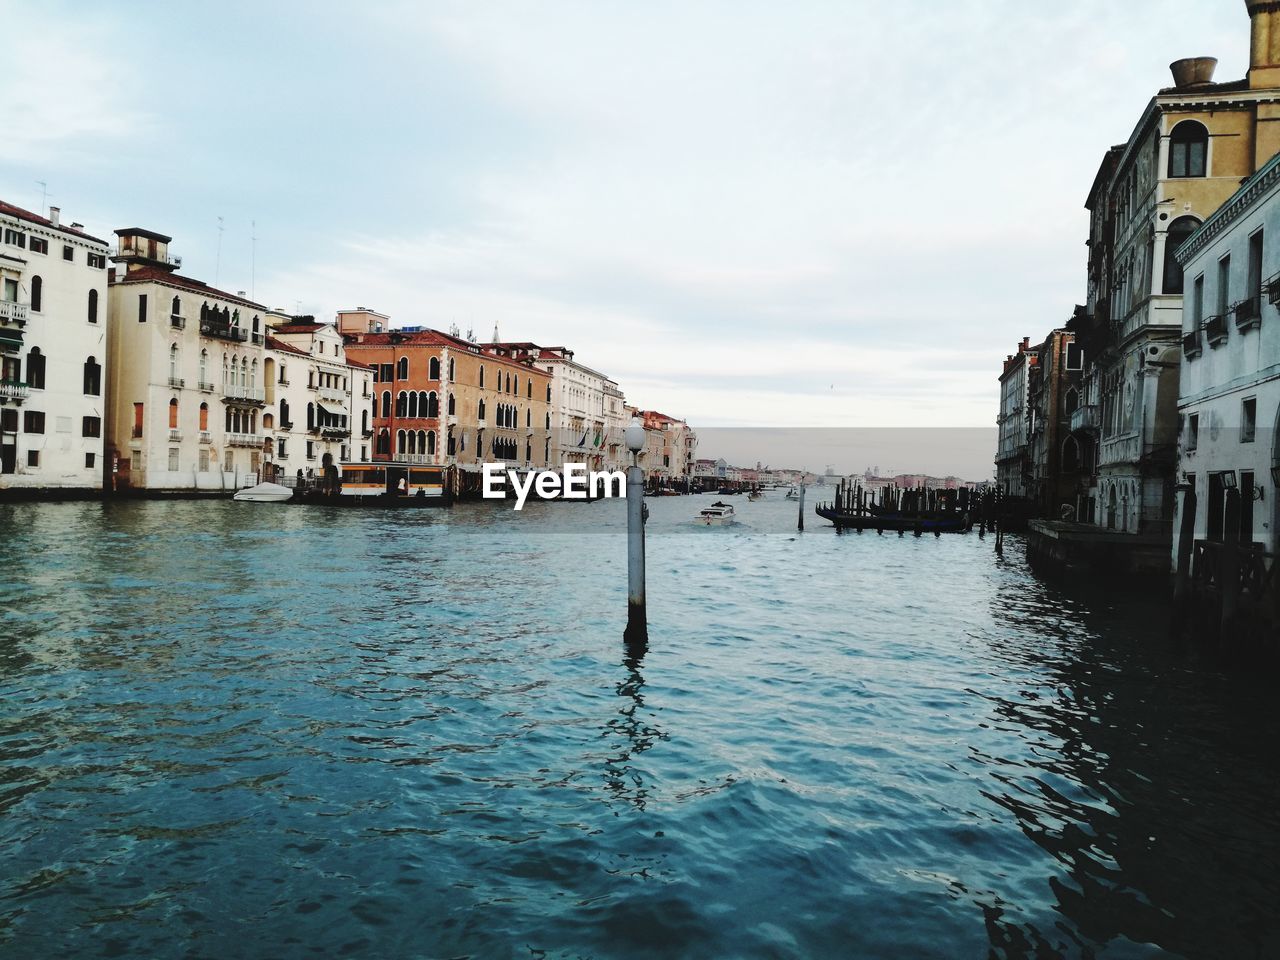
[27,450,38,467]
[23,410,45,433]
[397,356,409,379]
[1243,397,1257,443]
[1065,343,1083,371]
[479,365,485,389]
[199,402,209,431]
[26,348,45,389]
[429,356,440,380]
[1216,255,1231,317]
[168,448,179,472]
[4,229,26,248]
[306,440,315,460]
[83,357,101,396]
[527,380,532,398]
[88,289,99,324]
[138,294,148,323]
[1169,120,1208,178]
[199,449,210,473]
[82,416,100,437]
[87,252,105,269]
[168,398,179,429]
[1187,413,1199,451]
[381,390,391,418]
[171,295,181,317]
[30,237,47,255]
[280,398,291,427]
[133,403,144,438]
[380,362,393,382]
[30,276,42,312]
[448,358,455,379]
[277,438,287,458]
[1191,275,1204,327]
[62,245,73,261]
[1163,217,1199,295]
[1249,229,1264,304]
[85,452,96,469]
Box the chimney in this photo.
[1246,0,1280,89]
[1169,57,1217,88]
[48,206,60,226]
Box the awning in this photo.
[316,402,346,416]
[0,327,22,351]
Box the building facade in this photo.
[105,227,270,491]
[1026,329,1087,519]
[995,339,1036,498]
[0,202,110,492]
[1173,148,1280,556]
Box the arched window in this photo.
[199,402,209,430]
[527,380,532,398]
[171,295,181,317]
[429,357,440,380]
[506,373,511,393]
[362,409,369,433]
[88,289,99,324]
[381,390,392,418]
[199,349,208,386]
[397,429,407,454]
[1064,388,1079,416]
[545,412,551,429]
[263,412,273,429]
[448,394,456,416]
[83,356,101,396]
[478,399,486,421]
[30,276,42,312]
[526,408,531,427]
[1163,216,1201,295]
[26,347,45,389]
[396,391,407,418]
[448,358,455,380]
[169,398,179,429]
[280,398,290,427]
[249,359,257,390]
[1169,120,1208,178]
[427,391,439,418]
[478,365,485,389]
[169,343,179,381]
[307,402,315,431]
[427,430,436,455]
[408,391,418,419]
[1062,435,1080,472]
[397,356,409,379]
[377,429,390,455]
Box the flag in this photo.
[578,429,588,447]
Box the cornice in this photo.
[1175,153,1280,264]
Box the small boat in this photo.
[695,501,735,526]
[784,485,799,500]
[233,481,294,503]
[747,489,763,501]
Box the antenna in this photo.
[35,181,49,216]
[250,220,257,301]
[214,216,225,287]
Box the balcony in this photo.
[198,380,215,393]
[170,314,186,330]
[226,432,263,448]
[1233,296,1262,332]
[0,379,28,404]
[320,425,348,439]
[1266,271,1280,305]
[1182,329,1202,359]
[1116,294,1182,346]
[0,301,29,326]
[1204,313,1229,348]
[400,453,434,465]
[168,429,182,441]
[222,385,265,404]
[200,320,249,343]
[316,385,346,405]
[1069,404,1100,434]
[251,332,263,345]
[199,430,211,444]
[168,376,185,389]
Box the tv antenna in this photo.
[214,216,225,286]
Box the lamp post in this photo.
[624,416,647,646]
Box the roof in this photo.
[270,322,325,333]
[114,226,172,243]
[1175,147,1280,265]
[110,265,267,310]
[264,335,310,357]
[348,328,552,374]
[0,200,109,245]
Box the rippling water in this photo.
[2,495,1279,959]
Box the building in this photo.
[0,202,110,493]
[629,408,697,482]
[266,314,374,482]
[1025,329,1087,519]
[341,314,552,471]
[105,227,271,491]
[995,338,1037,498]
[1173,148,1280,557]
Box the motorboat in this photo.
[695,501,735,526]
[233,481,294,503]
[784,485,800,500]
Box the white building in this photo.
[1174,149,1280,557]
[995,340,1035,498]
[266,314,374,483]
[106,227,270,491]
[0,201,110,492]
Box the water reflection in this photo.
[602,636,665,810]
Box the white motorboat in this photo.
[233,481,294,503]
[784,485,800,500]
[695,501,735,526]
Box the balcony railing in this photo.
[0,379,29,402]
[168,429,182,441]
[226,432,263,448]
[168,376,185,388]
[0,301,29,325]
[1204,313,1229,347]
[199,430,211,444]
[170,315,186,330]
[1233,295,1262,332]
[1182,329,1202,359]
[319,424,348,439]
[222,385,265,403]
[316,385,346,405]
[399,453,435,464]
[251,332,263,345]
[199,379,215,392]
[1266,272,1280,305]
[200,320,249,343]
[1069,404,1100,433]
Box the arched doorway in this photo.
[1106,484,1117,530]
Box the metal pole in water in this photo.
[797,483,805,532]
[624,418,648,646]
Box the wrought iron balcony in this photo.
[0,379,29,403]
[1233,296,1262,332]
[1266,271,1280,305]
[199,380,215,392]
[1204,313,1229,347]
[170,314,186,330]
[168,376,185,389]
[168,429,182,441]
[1182,329,1202,359]
[1069,404,1100,434]
[319,424,348,439]
[199,430,212,444]
[200,320,249,343]
[0,301,29,326]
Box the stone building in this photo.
[995,338,1036,499]
[0,201,110,493]
[1026,329,1087,519]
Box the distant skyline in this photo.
[1,0,1248,446]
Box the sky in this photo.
[0,0,1250,477]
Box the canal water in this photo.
[1,494,1278,959]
